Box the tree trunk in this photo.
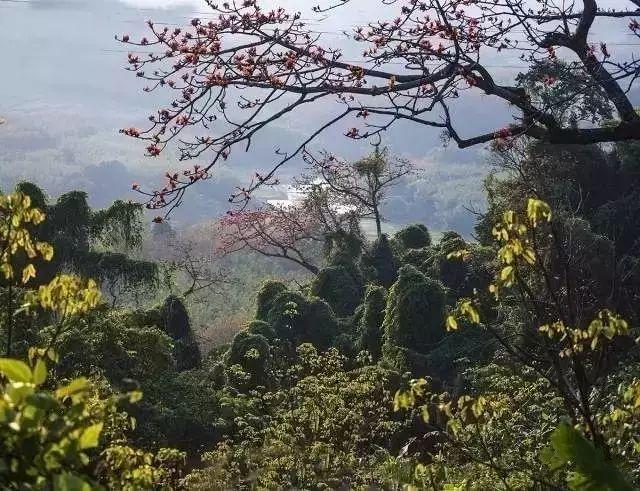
[373,204,382,239]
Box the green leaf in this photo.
[543,421,633,490]
[5,383,35,405]
[0,358,32,383]
[421,405,430,423]
[53,472,95,491]
[25,392,58,411]
[78,422,103,450]
[0,403,15,423]
[128,390,143,403]
[55,377,90,400]
[33,358,47,386]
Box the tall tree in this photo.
[301,148,415,238]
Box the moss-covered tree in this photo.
[161,295,201,371]
[225,330,271,389]
[381,265,446,373]
[255,280,288,321]
[311,264,364,317]
[263,290,340,350]
[394,224,431,251]
[361,234,399,289]
[357,285,387,360]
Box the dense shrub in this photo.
[247,319,277,340]
[311,264,364,316]
[161,295,202,371]
[401,247,433,269]
[184,345,408,489]
[381,265,446,372]
[362,234,399,288]
[255,280,288,320]
[263,290,340,350]
[357,285,387,360]
[225,330,271,388]
[394,224,431,250]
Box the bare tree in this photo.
[165,237,232,299]
[301,147,415,238]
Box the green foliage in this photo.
[382,265,446,372]
[255,280,288,321]
[542,421,633,490]
[77,251,158,301]
[393,364,567,489]
[394,223,432,250]
[262,289,340,350]
[161,295,201,371]
[5,117,640,491]
[133,365,222,454]
[247,319,276,340]
[53,307,175,383]
[185,345,407,489]
[400,246,433,269]
[48,306,219,453]
[14,181,47,211]
[49,191,92,257]
[323,229,364,266]
[91,199,144,250]
[418,233,494,302]
[419,327,496,384]
[361,234,399,288]
[0,355,136,489]
[311,264,364,316]
[5,183,158,298]
[226,330,271,389]
[97,444,186,490]
[356,285,387,360]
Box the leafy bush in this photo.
[381,265,446,372]
[0,356,109,488]
[0,353,181,490]
[311,264,364,316]
[185,345,407,489]
[255,280,288,320]
[361,234,399,288]
[357,285,387,360]
[161,295,202,371]
[394,224,431,250]
[262,290,340,350]
[225,330,271,389]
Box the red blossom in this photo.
[146,144,161,156]
[118,0,640,213]
[121,127,141,137]
[345,127,360,138]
